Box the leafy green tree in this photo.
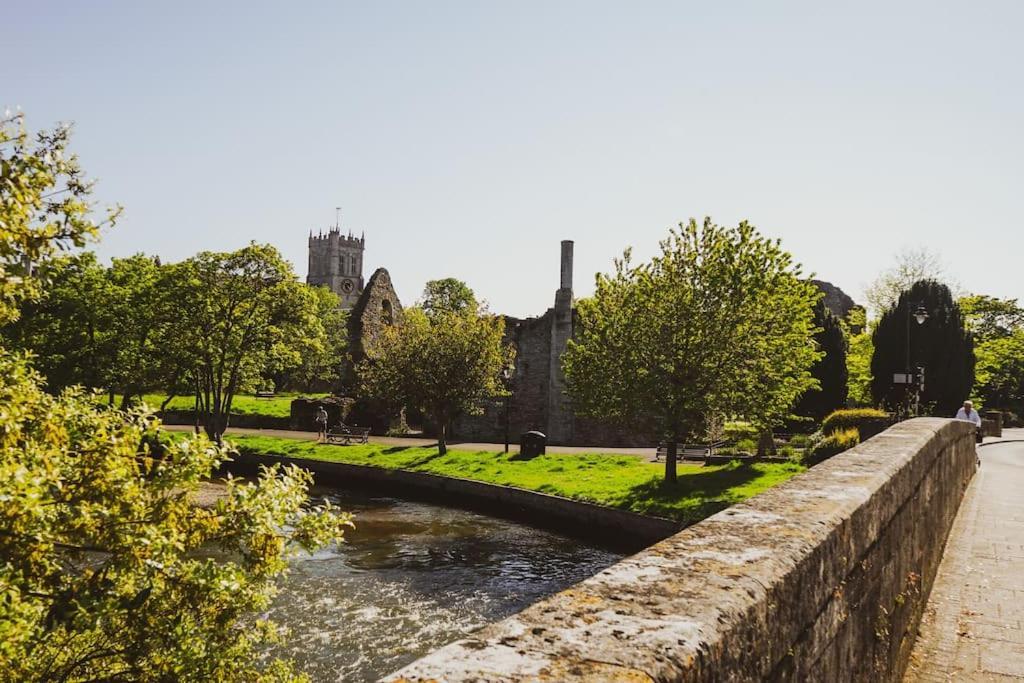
[266,285,349,392]
[959,295,1024,344]
[170,244,327,442]
[870,280,974,416]
[795,301,848,420]
[844,308,875,406]
[563,218,820,482]
[0,113,350,682]
[359,294,511,455]
[419,277,478,318]
[975,330,1024,414]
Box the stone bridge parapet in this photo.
[385,418,976,682]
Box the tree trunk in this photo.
[437,414,447,455]
[665,440,678,484]
[757,430,776,457]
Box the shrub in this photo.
[723,421,759,443]
[788,433,811,448]
[804,427,860,465]
[777,444,799,460]
[734,438,757,454]
[821,408,889,436]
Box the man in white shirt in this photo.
[955,400,982,427]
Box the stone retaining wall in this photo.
[385,418,976,682]
[224,452,680,552]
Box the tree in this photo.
[975,330,1024,415]
[864,247,956,316]
[562,218,820,483]
[794,301,848,420]
[870,280,974,416]
[959,295,1024,344]
[845,308,875,406]
[359,292,511,455]
[266,285,349,393]
[171,244,327,442]
[419,277,477,318]
[0,113,350,682]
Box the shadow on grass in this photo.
[619,462,764,522]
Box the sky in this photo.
[4,1,1022,317]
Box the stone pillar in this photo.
[548,240,575,444]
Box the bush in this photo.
[788,433,811,448]
[734,438,757,454]
[777,444,799,460]
[804,427,860,465]
[723,421,759,443]
[821,408,889,436]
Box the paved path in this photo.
[906,429,1024,681]
[161,424,658,459]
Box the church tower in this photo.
[307,223,365,309]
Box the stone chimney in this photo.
[548,240,575,443]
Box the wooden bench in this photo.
[325,423,371,446]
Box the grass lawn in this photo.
[222,434,806,524]
[136,393,325,418]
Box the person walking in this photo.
[955,400,983,445]
[315,406,329,443]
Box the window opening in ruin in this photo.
[382,299,394,325]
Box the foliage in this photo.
[563,218,820,482]
[266,286,348,393]
[870,280,974,416]
[0,115,349,682]
[974,330,1024,415]
[845,311,875,407]
[172,244,328,442]
[794,300,849,420]
[722,421,758,443]
[958,295,1024,344]
[134,392,321,419]
[418,277,478,318]
[0,354,351,681]
[2,253,186,406]
[821,408,889,435]
[358,301,512,455]
[864,247,955,316]
[805,427,860,465]
[227,433,805,524]
[0,113,119,325]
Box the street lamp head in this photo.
[913,305,929,325]
[502,366,512,381]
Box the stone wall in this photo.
[385,418,977,682]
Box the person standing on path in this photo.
[315,406,329,443]
[955,400,983,445]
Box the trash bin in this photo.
[520,430,547,459]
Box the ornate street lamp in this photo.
[903,302,930,417]
[501,366,513,453]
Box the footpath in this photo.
[906,428,1024,680]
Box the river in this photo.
[263,488,624,681]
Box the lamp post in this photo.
[501,366,513,453]
[904,302,929,417]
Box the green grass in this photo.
[136,393,326,418]
[222,434,806,524]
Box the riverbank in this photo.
[217,433,804,524]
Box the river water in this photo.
[264,489,624,682]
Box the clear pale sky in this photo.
[4,1,1022,317]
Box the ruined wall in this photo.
[386,418,977,682]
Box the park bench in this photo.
[325,422,371,446]
[255,390,276,398]
[655,441,726,462]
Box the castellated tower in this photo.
[306,227,365,309]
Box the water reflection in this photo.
[266,489,623,682]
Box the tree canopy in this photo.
[0,114,349,682]
[359,288,511,454]
[418,277,478,318]
[794,301,848,420]
[870,279,974,416]
[562,218,820,482]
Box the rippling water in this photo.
[264,489,624,682]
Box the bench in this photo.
[325,423,371,446]
[654,442,726,462]
[255,391,276,398]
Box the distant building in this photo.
[307,226,365,309]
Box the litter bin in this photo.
[520,430,547,459]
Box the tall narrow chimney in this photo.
[560,240,574,292]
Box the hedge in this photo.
[805,427,860,466]
[821,408,889,436]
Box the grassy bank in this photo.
[132,393,325,418]
[223,434,805,524]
